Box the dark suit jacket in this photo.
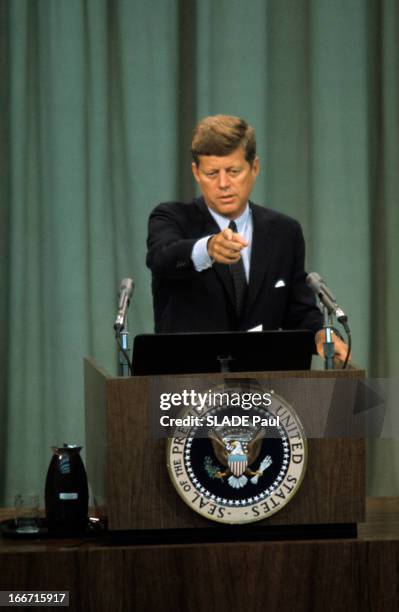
[147,197,323,335]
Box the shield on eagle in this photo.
[227,442,248,477]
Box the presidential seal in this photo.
[166,384,307,524]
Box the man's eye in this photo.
[229,169,240,176]
[206,172,217,177]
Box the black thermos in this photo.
[45,444,89,534]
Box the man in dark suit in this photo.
[147,115,347,360]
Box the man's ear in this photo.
[191,162,200,182]
[252,157,260,178]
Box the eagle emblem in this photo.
[208,427,272,489]
[167,385,307,524]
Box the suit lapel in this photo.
[246,203,273,312]
[195,198,235,304]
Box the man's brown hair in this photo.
[191,115,256,166]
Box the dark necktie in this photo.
[228,220,247,318]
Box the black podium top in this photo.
[132,330,314,376]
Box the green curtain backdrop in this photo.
[0,0,398,505]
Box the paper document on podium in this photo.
[248,324,263,332]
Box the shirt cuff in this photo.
[191,236,213,271]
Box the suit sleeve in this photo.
[282,221,323,336]
[146,203,203,280]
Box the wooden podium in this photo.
[84,358,365,534]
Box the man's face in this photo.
[191,147,260,219]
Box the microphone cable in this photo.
[115,332,134,375]
[331,325,351,370]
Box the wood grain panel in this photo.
[1,538,398,612]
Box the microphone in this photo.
[306,272,348,323]
[114,278,134,332]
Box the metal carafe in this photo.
[45,444,89,534]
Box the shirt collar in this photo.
[207,203,251,232]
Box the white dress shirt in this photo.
[191,204,253,282]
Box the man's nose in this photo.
[218,170,230,189]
